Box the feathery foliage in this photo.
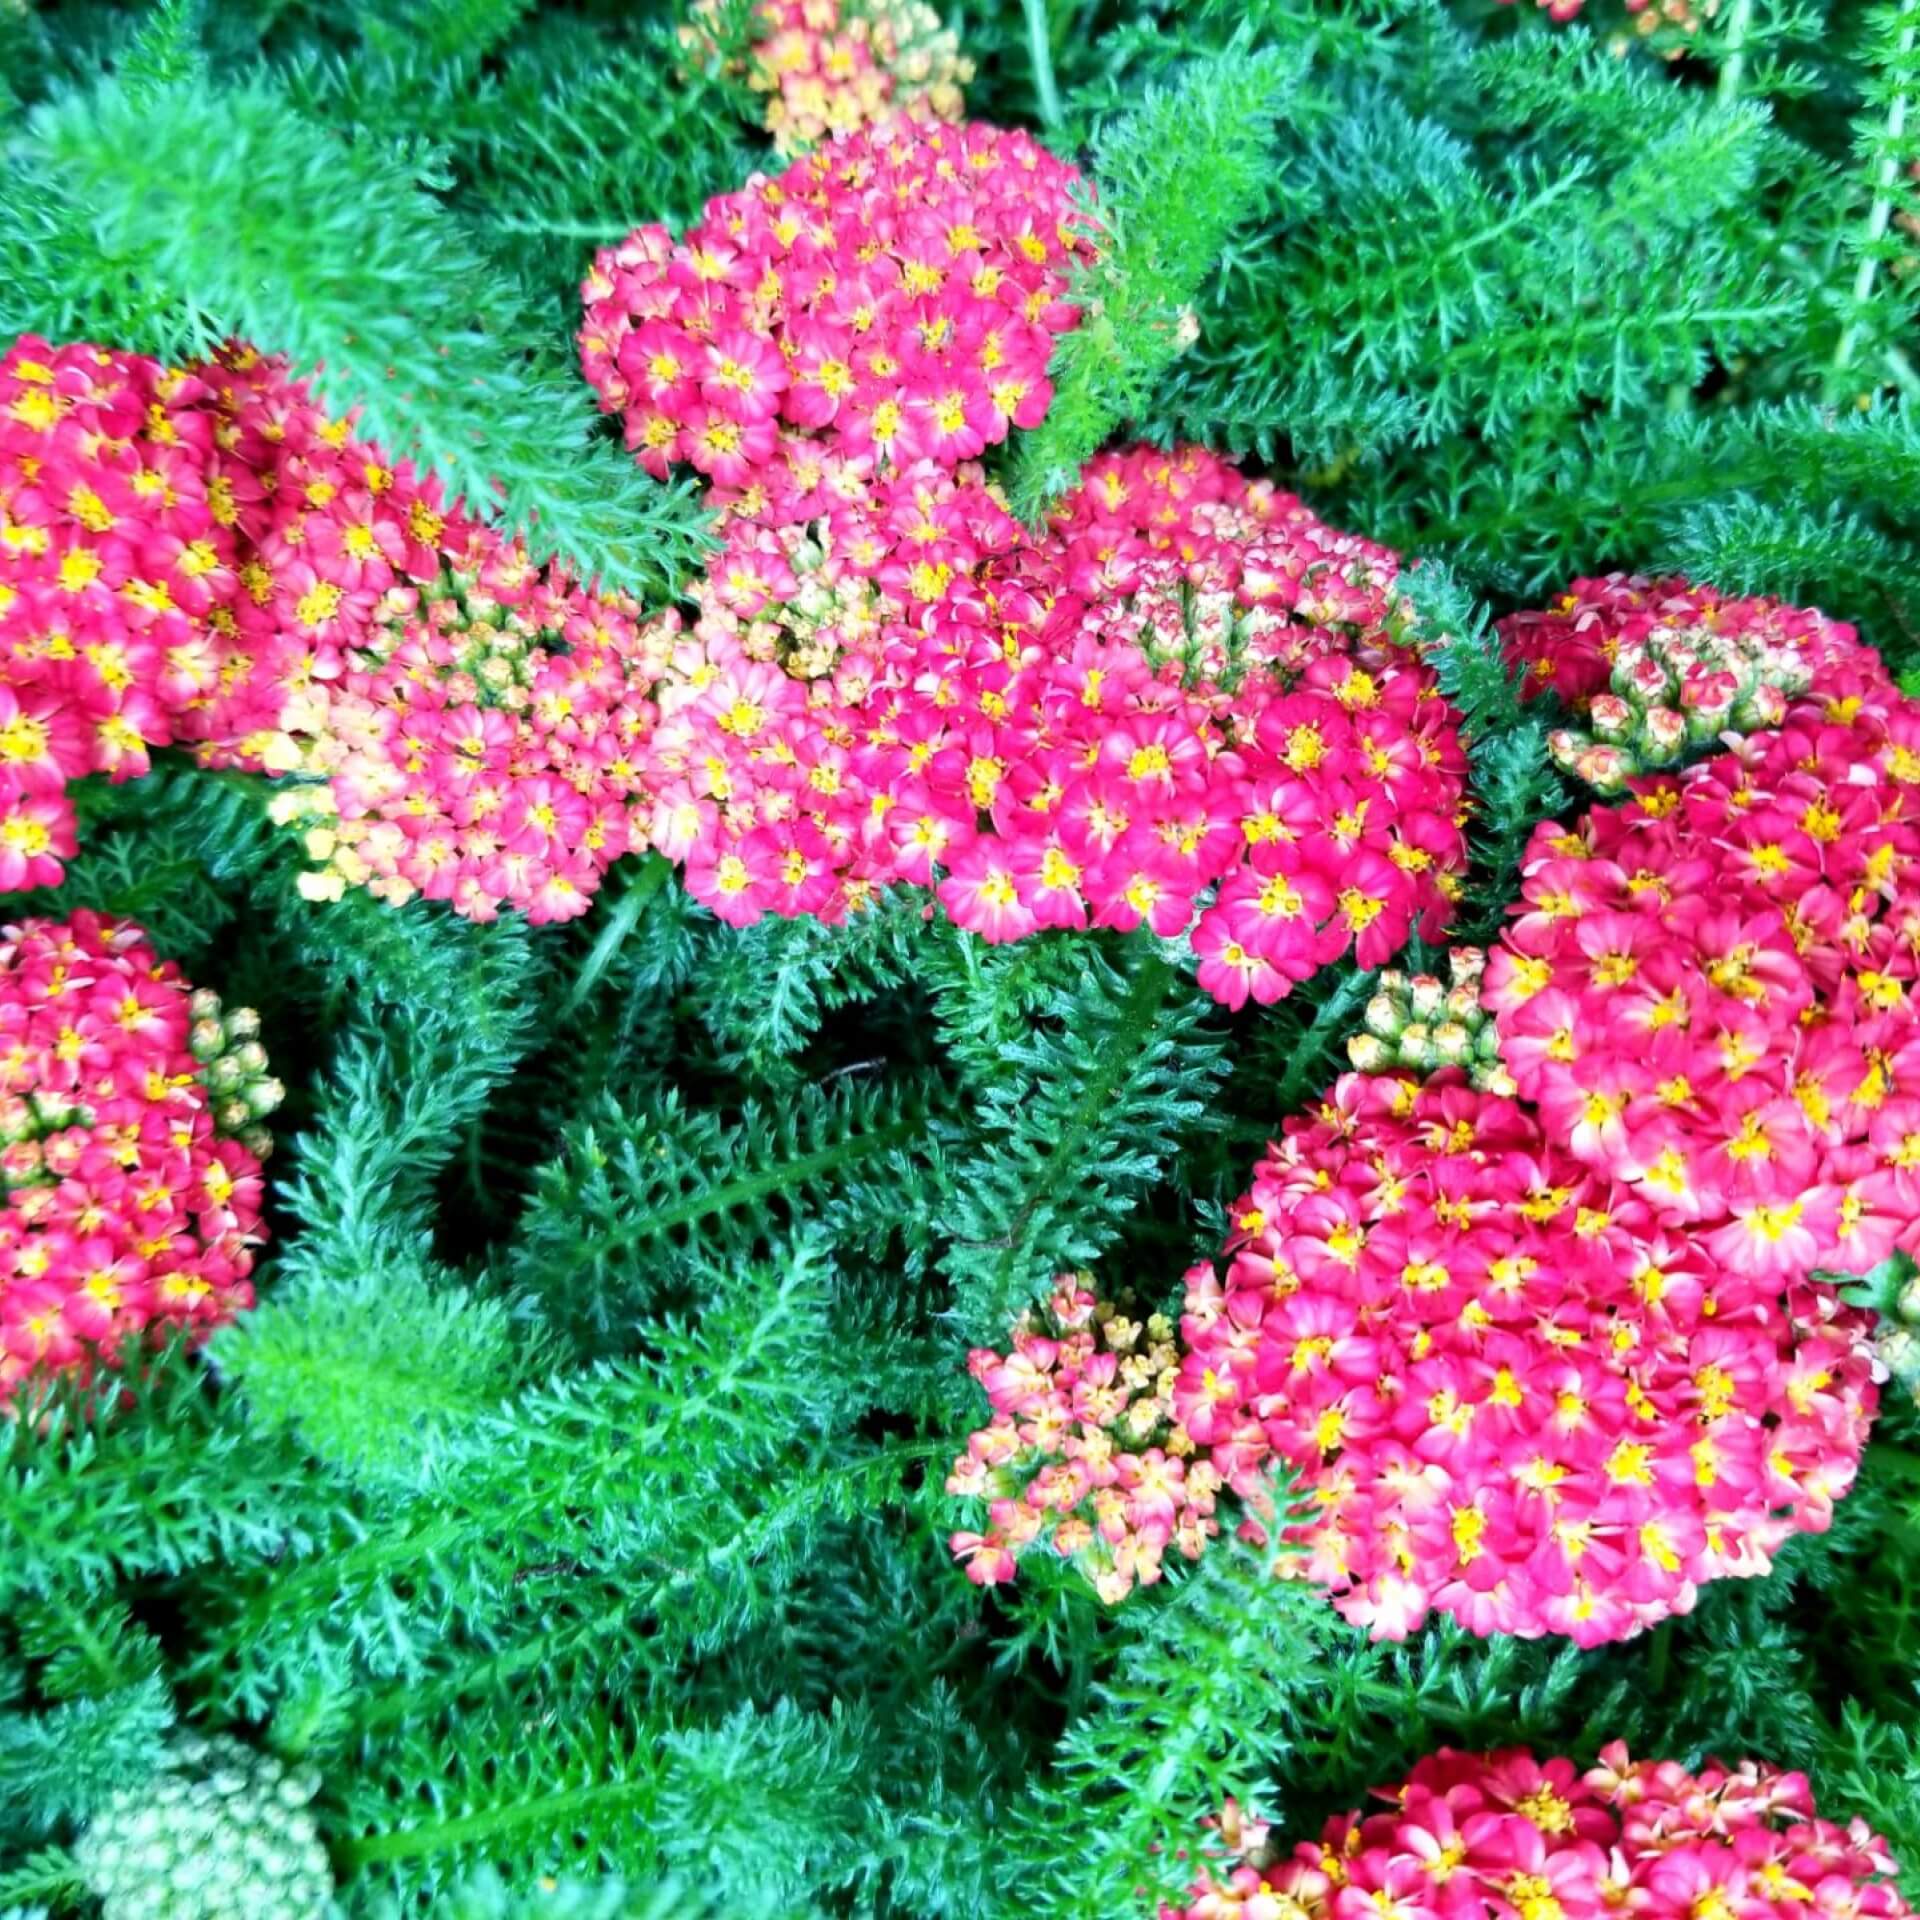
[4,0,1920,1916]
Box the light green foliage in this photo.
[1010,40,1301,516]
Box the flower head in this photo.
[1168,1748,1909,1920]
[0,912,275,1400]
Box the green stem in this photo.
[1833,15,1918,379]
[1647,1618,1673,1694]
[1716,0,1755,104]
[560,851,670,1016]
[1023,0,1062,129]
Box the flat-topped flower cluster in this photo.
[1172,1071,1876,1643]
[625,434,1470,1000]
[1486,666,1918,1281]
[948,1278,1224,1603]
[1170,1746,1912,1920]
[579,116,1088,494]
[1501,574,1874,793]
[0,912,274,1398]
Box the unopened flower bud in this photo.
[1641,706,1687,763]
[1621,651,1672,704]
[1408,974,1446,1020]
[1348,1032,1393,1072]
[1364,991,1404,1040]
[1589,694,1634,743]
[1733,682,1788,731]
[1399,1022,1438,1070]
[1877,1325,1920,1399]
[1573,744,1631,793]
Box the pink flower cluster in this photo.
[1167,1069,1875,1643]
[947,1278,1223,1602]
[0,335,677,923]
[640,437,1470,1004]
[999,448,1468,1005]
[578,116,1090,495]
[683,0,972,156]
[1484,678,1920,1283]
[1171,1746,1910,1920]
[0,912,270,1399]
[1500,575,1882,790]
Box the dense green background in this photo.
[2,1,1919,1914]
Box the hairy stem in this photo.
[1834,14,1918,377]
[1023,0,1062,128]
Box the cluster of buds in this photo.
[1345,946,1513,1093]
[0,1087,93,1189]
[0,983,279,1191]
[1502,575,1884,796]
[187,989,283,1156]
[346,571,558,708]
[1545,623,1822,792]
[947,1277,1222,1604]
[1851,1255,1920,1403]
[74,1732,333,1920]
[698,516,891,683]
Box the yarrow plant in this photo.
[1168,1746,1913,1920]
[0,339,254,891]
[1171,1070,1876,1643]
[5,0,1920,1910]
[578,116,1088,495]
[0,911,275,1400]
[682,0,972,155]
[953,1067,1879,1643]
[953,631,1920,1641]
[1482,669,1920,1284]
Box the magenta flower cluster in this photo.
[1171,1746,1912,1920]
